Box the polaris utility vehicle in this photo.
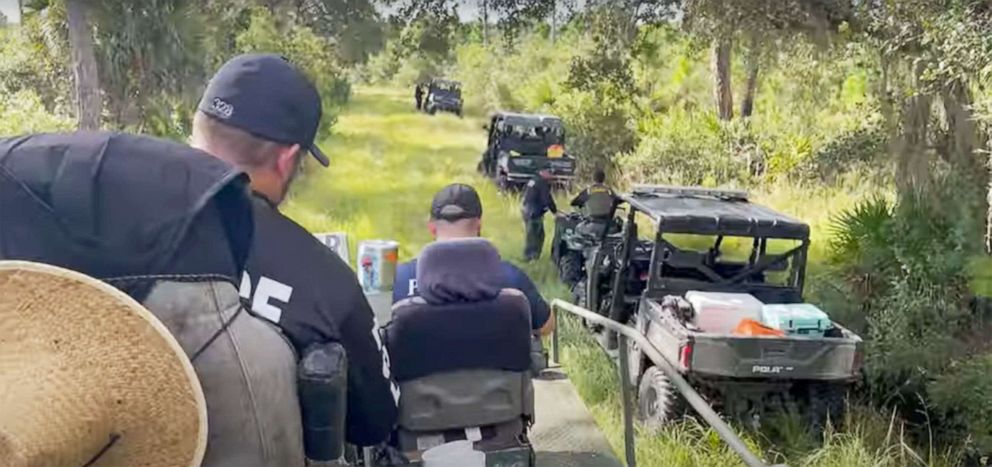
[479,112,576,190]
[580,185,863,432]
[424,78,463,117]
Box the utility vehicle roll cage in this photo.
[429,78,461,92]
[612,185,812,302]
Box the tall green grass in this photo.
[284,86,956,466]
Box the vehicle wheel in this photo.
[428,107,437,115]
[805,382,847,437]
[559,251,584,287]
[637,365,688,431]
[572,280,587,308]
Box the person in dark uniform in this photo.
[191,53,399,447]
[393,183,555,336]
[570,168,618,237]
[414,84,424,111]
[570,168,616,219]
[521,168,559,262]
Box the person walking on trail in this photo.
[393,183,555,336]
[191,53,399,447]
[522,168,559,262]
[414,84,424,111]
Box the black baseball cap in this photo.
[198,53,329,167]
[430,183,483,221]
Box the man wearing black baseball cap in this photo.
[393,183,555,335]
[191,53,399,447]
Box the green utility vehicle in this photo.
[479,112,575,190]
[580,185,863,432]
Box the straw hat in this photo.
[0,261,207,467]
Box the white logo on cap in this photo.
[212,97,234,119]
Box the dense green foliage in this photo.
[359,3,992,460]
[3,0,992,463]
[0,0,358,138]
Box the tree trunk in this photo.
[941,81,982,177]
[481,0,489,46]
[712,39,733,120]
[65,0,102,130]
[550,0,557,43]
[987,154,992,254]
[741,41,760,119]
[894,91,932,198]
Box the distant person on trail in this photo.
[393,183,555,336]
[190,53,399,447]
[414,84,424,111]
[522,168,559,262]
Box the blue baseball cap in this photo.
[198,53,329,167]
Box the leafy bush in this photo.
[829,177,988,455]
[929,354,992,455]
[620,111,763,186]
[0,13,72,116]
[0,89,74,135]
[236,7,350,140]
[550,89,636,177]
[798,118,887,183]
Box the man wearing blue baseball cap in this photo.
[191,53,399,448]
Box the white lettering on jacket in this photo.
[239,271,293,324]
[370,316,401,404]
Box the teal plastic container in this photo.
[760,304,832,337]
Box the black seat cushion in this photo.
[387,290,532,382]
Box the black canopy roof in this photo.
[430,78,461,87]
[493,111,563,129]
[621,185,810,239]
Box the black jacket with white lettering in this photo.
[241,195,399,446]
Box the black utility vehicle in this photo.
[479,112,576,190]
[424,78,463,117]
[578,185,863,433]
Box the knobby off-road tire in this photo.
[805,382,847,437]
[637,365,689,431]
[558,250,585,288]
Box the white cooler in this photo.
[685,291,764,334]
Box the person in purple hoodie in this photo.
[393,183,555,336]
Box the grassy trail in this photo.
[284,86,568,295]
[284,87,936,466]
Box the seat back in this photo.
[388,290,533,383]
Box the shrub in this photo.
[236,7,350,140]
[0,89,74,135]
[928,354,992,455]
[619,111,755,186]
[829,177,987,454]
[550,89,636,178]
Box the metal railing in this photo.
[549,299,771,467]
